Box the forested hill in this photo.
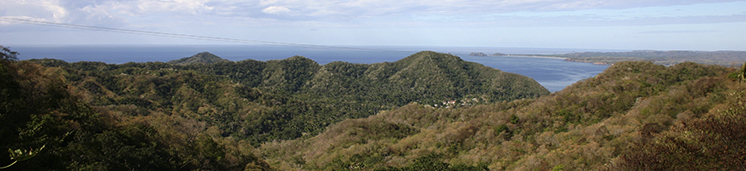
[0,56,275,170]
[167,52,230,65]
[27,51,548,146]
[304,51,548,106]
[260,61,746,170]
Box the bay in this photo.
[460,56,608,92]
[11,45,609,92]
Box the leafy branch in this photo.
[0,145,44,169]
[0,46,19,61]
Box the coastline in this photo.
[506,55,611,65]
[498,55,568,60]
[467,54,613,65]
[465,53,568,59]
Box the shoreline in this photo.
[499,55,568,59]
[467,54,568,60]
[507,55,611,65]
[467,54,613,65]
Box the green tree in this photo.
[739,62,746,82]
[0,145,44,169]
[0,46,18,61]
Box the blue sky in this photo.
[1,0,745,50]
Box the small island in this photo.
[469,52,507,57]
[469,52,488,56]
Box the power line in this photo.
[0,17,407,52]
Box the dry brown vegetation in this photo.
[259,61,743,170]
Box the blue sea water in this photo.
[462,56,607,92]
[11,45,608,92]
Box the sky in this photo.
[1,0,746,51]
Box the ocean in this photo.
[11,45,609,92]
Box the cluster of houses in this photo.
[432,98,482,108]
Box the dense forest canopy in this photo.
[0,49,274,170]
[24,51,547,146]
[261,61,746,170]
[167,52,230,65]
[0,49,549,170]
[2,46,745,170]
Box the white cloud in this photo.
[262,6,291,14]
[3,0,741,21]
[0,0,68,21]
[1,0,744,49]
[134,0,215,15]
[1,0,744,28]
[206,0,744,22]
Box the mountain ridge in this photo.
[167,52,230,65]
[29,51,549,145]
[302,51,547,105]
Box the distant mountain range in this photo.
[470,50,746,66]
[558,50,746,66]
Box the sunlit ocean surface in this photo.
[12,45,609,92]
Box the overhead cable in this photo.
[0,17,405,52]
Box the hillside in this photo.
[259,61,746,170]
[0,58,275,170]
[304,51,547,106]
[167,52,230,65]
[28,51,548,146]
[5,46,746,170]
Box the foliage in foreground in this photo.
[0,59,274,170]
[612,88,746,170]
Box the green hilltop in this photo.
[167,52,230,65]
[305,51,548,106]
